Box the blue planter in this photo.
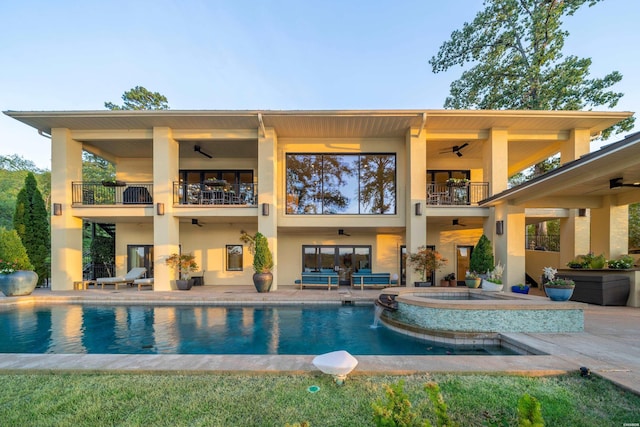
[0,270,38,296]
[545,286,574,301]
[511,285,530,294]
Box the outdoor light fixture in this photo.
[53,203,62,216]
[262,203,269,216]
[578,208,587,217]
[414,202,422,216]
[156,202,165,216]
[312,350,358,385]
[496,220,504,235]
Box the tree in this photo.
[429,0,634,138]
[0,155,50,229]
[104,86,169,111]
[13,173,49,284]
[470,234,494,274]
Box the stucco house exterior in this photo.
[4,109,638,304]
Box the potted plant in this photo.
[407,246,447,287]
[464,271,481,288]
[443,272,456,287]
[606,254,634,270]
[583,252,607,269]
[0,228,37,296]
[165,252,198,290]
[446,177,469,187]
[240,230,274,293]
[470,235,494,278]
[542,266,575,301]
[511,283,530,294]
[482,262,504,292]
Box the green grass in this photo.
[0,372,638,426]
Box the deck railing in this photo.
[426,182,489,205]
[173,182,258,206]
[72,182,153,205]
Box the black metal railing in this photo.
[426,182,489,205]
[72,182,153,205]
[173,181,258,206]
[526,234,560,252]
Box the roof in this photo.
[4,109,632,139]
[480,131,640,208]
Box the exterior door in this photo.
[127,245,153,278]
[456,245,473,285]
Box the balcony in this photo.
[426,181,489,206]
[72,182,153,205]
[173,181,258,206]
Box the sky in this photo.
[1,0,639,170]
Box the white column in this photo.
[405,127,427,286]
[258,127,278,289]
[559,210,590,265]
[153,127,180,291]
[50,128,83,291]
[494,203,526,288]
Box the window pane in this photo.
[226,245,243,271]
[286,154,322,214]
[359,154,396,214]
[322,155,357,214]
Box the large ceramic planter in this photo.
[0,270,38,296]
[465,278,481,288]
[175,279,194,291]
[482,279,503,292]
[545,286,574,301]
[253,272,273,293]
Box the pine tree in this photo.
[14,173,50,284]
[470,234,494,274]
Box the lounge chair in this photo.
[134,277,154,291]
[97,267,147,290]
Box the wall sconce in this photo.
[156,202,165,216]
[414,202,422,216]
[578,208,587,217]
[496,220,504,235]
[262,203,270,216]
[53,203,62,216]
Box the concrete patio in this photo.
[0,285,638,396]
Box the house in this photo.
[4,109,638,303]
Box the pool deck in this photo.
[1,285,639,396]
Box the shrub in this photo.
[470,234,494,274]
[0,227,33,272]
[517,394,544,427]
[252,232,273,273]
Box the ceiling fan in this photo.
[452,219,467,227]
[194,145,213,159]
[440,142,469,157]
[338,229,351,236]
[192,218,203,227]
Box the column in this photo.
[258,127,278,289]
[153,127,180,291]
[405,127,427,286]
[560,128,590,163]
[559,210,590,265]
[494,202,526,288]
[591,195,628,259]
[50,128,84,291]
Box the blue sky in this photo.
[1,0,638,169]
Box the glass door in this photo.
[127,245,153,278]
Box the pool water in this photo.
[0,304,518,355]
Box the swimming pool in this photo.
[0,304,518,355]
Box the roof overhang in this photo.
[480,131,640,209]
[3,109,632,139]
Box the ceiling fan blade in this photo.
[194,145,213,159]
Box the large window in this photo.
[286,153,396,215]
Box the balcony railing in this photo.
[173,181,258,206]
[72,182,153,205]
[426,182,489,206]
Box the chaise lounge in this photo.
[97,267,147,290]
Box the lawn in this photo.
[0,372,639,426]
